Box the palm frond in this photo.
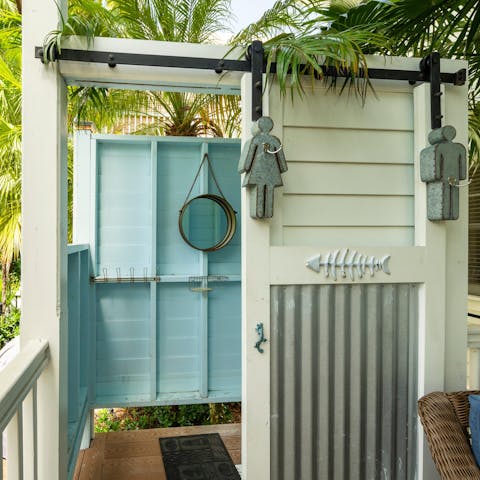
[469,103,480,176]
[0,169,21,264]
[0,8,21,49]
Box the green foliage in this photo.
[1,257,19,301]
[95,409,121,433]
[235,0,480,168]
[0,6,21,270]
[43,0,234,55]
[320,0,480,170]
[94,403,238,433]
[41,0,241,138]
[0,306,19,350]
[232,0,387,99]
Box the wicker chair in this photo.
[418,391,480,479]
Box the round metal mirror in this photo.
[179,194,236,252]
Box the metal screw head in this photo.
[215,60,225,74]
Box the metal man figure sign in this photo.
[238,116,288,218]
[420,125,467,221]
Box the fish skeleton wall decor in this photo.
[306,249,391,281]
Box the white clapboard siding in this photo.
[284,163,414,195]
[282,89,413,130]
[283,128,414,164]
[282,226,414,247]
[271,84,415,247]
[282,195,413,226]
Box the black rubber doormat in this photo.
[159,433,241,480]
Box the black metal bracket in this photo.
[418,52,467,130]
[34,45,251,72]
[420,52,443,130]
[35,44,466,126]
[248,40,264,121]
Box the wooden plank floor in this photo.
[73,423,241,480]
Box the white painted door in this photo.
[241,57,468,480]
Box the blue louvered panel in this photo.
[96,141,152,277]
[96,283,151,401]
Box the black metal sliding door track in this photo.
[35,43,466,123]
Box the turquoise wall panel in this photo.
[68,251,80,423]
[157,283,201,394]
[157,142,202,275]
[208,143,241,276]
[208,282,241,394]
[67,246,91,473]
[96,141,152,277]
[90,136,241,405]
[96,283,151,400]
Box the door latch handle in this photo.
[254,323,267,353]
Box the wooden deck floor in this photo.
[73,423,241,480]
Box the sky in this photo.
[230,0,278,32]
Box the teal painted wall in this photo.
[67,245,91,471]
[87,136,241,406]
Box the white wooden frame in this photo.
[21,1,69,479]
[240,61,467,480]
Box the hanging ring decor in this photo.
[179,153,236,252]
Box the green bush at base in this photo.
[0,308,20,350]
[95,402,240,433]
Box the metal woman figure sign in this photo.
[238,116,288,218]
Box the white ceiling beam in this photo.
[58,36,246,94]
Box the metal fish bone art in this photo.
[306,249,391,281]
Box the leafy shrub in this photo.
[94,402,240,433]
[0,307,20,350]
[95,409,121,433]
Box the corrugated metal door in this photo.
[241,61,468,480]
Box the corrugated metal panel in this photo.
[271,284,418,480]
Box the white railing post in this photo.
[0,339,49,480]
[22,388,37,480]
[6,414,19,480]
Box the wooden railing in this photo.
[0,338,49,480]
[66,244,92,478]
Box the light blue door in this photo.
[85,135,241,406]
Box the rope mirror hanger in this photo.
[179,153,237,252]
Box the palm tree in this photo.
[234,0,479,166]
[45,0,241,138]
[0,4,21,315]
[44,0,393,135]
[232,0,388,97]
[0,0,243,317]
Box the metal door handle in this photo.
[254,323,267,353]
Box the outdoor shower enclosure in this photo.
[19,19,470,478]
[73,133,242,406]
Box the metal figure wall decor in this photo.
[238,116,287,218]
[420,125,467,221]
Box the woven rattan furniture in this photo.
[418,390,480,479]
